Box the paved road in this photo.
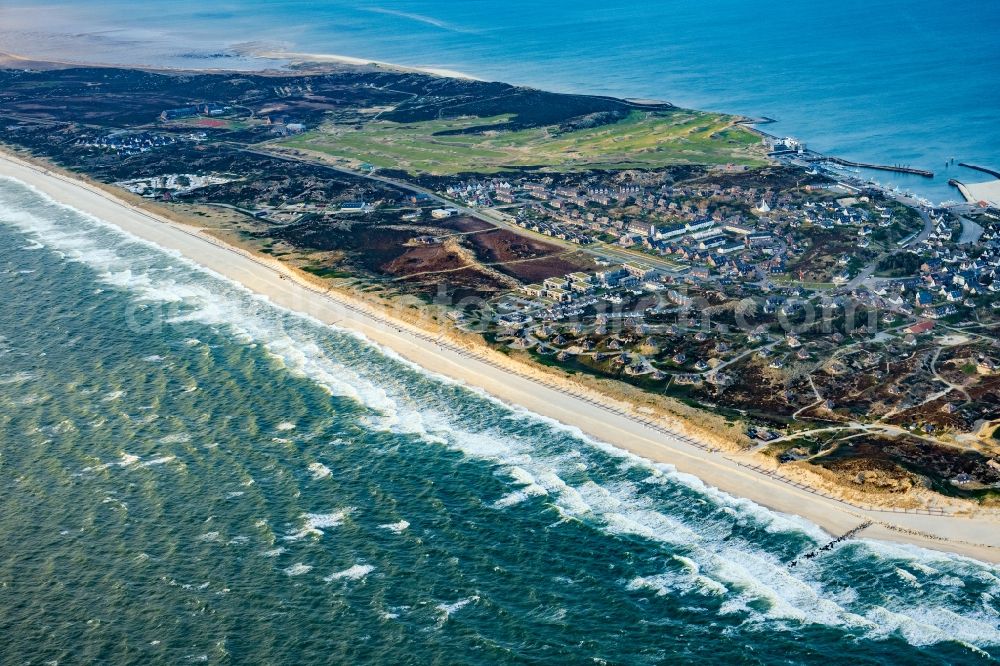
[245,144,686,274]
[958,216,985,245]
[904,205,935,249]
[846,255,882,291]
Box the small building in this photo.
[546,287,573,303]
[521,283,545,298]
[431,208,457,219]
[160,106,200,121]
[905,320,934,336]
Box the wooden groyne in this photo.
[788,521,873,567]
[824,157,934,178]
[958,163,1000,179]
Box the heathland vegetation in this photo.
[279,110,765,175]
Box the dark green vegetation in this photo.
[815,434,1000,500]
[876,251,923,277]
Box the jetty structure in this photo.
[788,521,873,568]
[958,163,1000,179]
[822,156,934,178]
[753,127,934,178]
[949,163,1000,207]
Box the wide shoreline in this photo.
[250,49,481,81]
[1,150,999,564]
[0,48,480,82]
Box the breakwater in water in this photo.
[824,157,934,178]
[959,163,1000,179]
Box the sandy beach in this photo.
[252,49,481,80]
[961,179,1000,208]
[1,149,998,564]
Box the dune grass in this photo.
[279,110,767,175]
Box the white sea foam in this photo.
[400,411,958,639]
[0,371,34,385]
[101,496,128,511]
[13,392,47,407]
[284,563,313,577]
[436,595,479,617]
[492,467,549,508]
[323,564,375,582]
[140,455,176,467]
[260,547,286,558]
[101,389,126,401]
[102,453,139,469]
[628,572,727,598]
[307,462,332,479]
[5,177,1000,650]
[378,520,410,533]
[283,510,351,541]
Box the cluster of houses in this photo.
[519,263,661,305]
[435,175,897,280]
[510,214,594,244]
[75,131,179,156]
[437,166,1000,433]
[159,104,231,121]
[445,179,515,206]
[902,218,1000,316]
[113,173,232,197]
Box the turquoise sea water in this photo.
[2,0,999,202]
[2,178,1000,662]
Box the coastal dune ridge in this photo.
[1,150,999,565]
[231,45,483,80]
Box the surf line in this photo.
[788,521,873,567]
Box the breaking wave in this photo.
[2,176,999,651]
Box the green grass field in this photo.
[277,110,768,175]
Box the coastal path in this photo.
[240,143,685,275]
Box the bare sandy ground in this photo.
[962,179,1000,207]
[2,150,999,564]
[252,49,480,80]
